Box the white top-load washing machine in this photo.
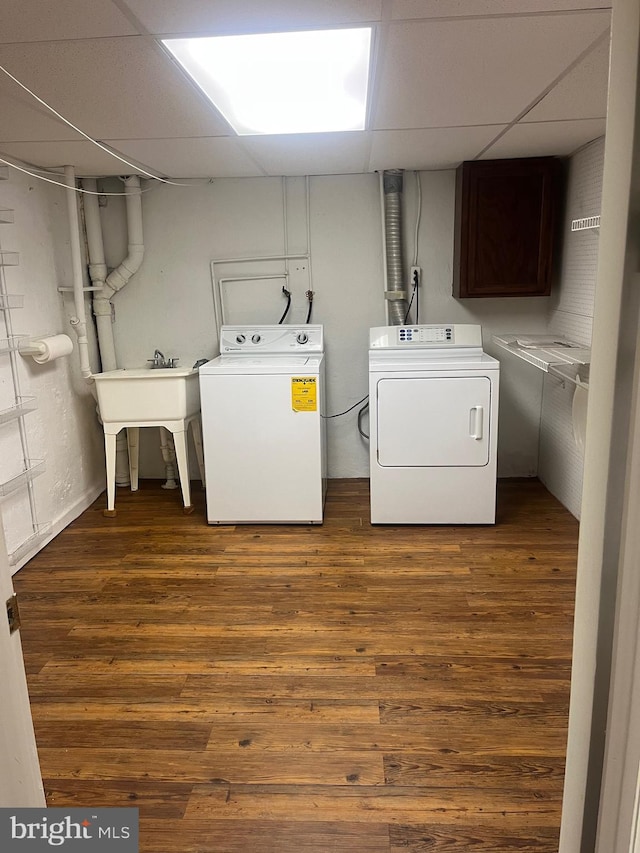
[199,325,327,524]
[369,324,500,524]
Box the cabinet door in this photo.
[453,157,561,298]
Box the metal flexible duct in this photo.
[383,169,408,325]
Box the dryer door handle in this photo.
[469,406,484,440]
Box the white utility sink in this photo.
[93,366,205,517]
[93,367,200,423]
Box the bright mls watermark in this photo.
[0,808,138,850]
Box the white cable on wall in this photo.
[0,63,195,186]
[0,155,154,196]
[282,177,290,291]
[412,170,422,266]
[305,175,314,303]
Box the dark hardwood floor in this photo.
[14,478,578,852]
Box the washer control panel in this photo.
[221,324,324,353]
[370,324,483,350]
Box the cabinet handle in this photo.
[470,406,484,440]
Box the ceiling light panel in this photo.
[162,28,372,135]
[126,0,382,35]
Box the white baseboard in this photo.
[11,481,105,575]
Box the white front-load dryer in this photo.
[199,325,327,524]
[369,324,500,524]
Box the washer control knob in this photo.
[296,332,309,344]
[236,334,246,344]
[252,334,261,344]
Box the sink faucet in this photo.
[147,350,178,368]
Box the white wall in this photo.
[0,168,104,568]
[99,169,551,479]
[539,137,604,518]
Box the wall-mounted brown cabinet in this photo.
[453,157,562,298]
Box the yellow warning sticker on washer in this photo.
[292,377,317,412]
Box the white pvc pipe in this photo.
[81,179,107,288]
[81,177,125,483]
[82,176,145,487]
[213,253,309,264]
[210,253,310,337]
[104,176,144,296]
[159,428,178,489]
[64,166,93,380]
[94,312,117,371]
[107,177,143,487]
[82,178,118,372]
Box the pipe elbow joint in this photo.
[122,246,145,278]
[104,246,144,295]
[104,269,127,295]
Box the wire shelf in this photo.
[8,523,51,566]
[571,216,600,232]
[0,459,45,497]
[0,294,24,310]
[0,396,37,426]
[493,334,590,387]
[0,336,27,355]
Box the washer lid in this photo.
[199,354,323,375]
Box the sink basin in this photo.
[94,367,200,423]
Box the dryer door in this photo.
[376,376,491,467]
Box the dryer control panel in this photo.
[370,324,482,349]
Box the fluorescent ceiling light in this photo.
[163,28,372,135]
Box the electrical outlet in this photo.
[410,266,421,288]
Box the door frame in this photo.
[559,0,640,848]
[0,510,45,806]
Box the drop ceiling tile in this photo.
[0,0,137,43]
[390,0,611,19]
[369,126,506,171]
[480,119,606,159]
[0,141,135,176]
[0,83,79,142]
[0,38,231,140]
[241,133,370,176]
[524,36,610,122]
[373,13,610,130]
[121,0,382,35]
[112,137,266,178]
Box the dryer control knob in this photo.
[296,332,309,344]
[252,334,262,344]
[236,334,246,344]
